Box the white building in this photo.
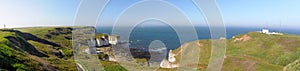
[259,28,283,35]
[262,29,269,34]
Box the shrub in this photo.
[12,63,28,71]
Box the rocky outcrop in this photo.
[108,35,119,45]
[160,58,179,68]
[96,47,117,61]
[95,34,119,47]
[233,34,251,42]
[168,50,176,63]
[160,50,179,68]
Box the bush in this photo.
[61,48,73,57]
[12,63,28,71]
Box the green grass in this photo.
[1,28,300,71]
[168,32,300,71]
[283,56,300,70]
[96,33,108,38]
[17,27,73,48]
[17,27,74,58]
[228,32,300,66]
[0,28,76,70]
[100,60,127,71]
[0,30,36,70]
[133,58,148,63]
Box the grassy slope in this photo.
[16,27,126,71]
[0,31,30,70]
[172,32,300,71]
[1,27,299,71]
[17,27,77,70]
[17,27,72,49]
[96,32,300,71]
[0,27,76,71]
[0,30,52,70]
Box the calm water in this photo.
[97,26,300,50]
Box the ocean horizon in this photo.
[96,26,300,50]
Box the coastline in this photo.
[1,26,300,70]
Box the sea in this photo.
[96,26,300,50]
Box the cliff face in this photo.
[160,50,178,68]
[95,34,119,47]
[161,32,300,71]
[96,47,117,61]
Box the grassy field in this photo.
[170,32,300,71]
[0,27,77,71]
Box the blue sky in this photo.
[1,0,299,29]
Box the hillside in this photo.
[1,27,300,71]
[0,27,76,71]
[0,27,130,71]
[170,32,300,71]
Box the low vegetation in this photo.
[1,27,299,71]
[0,28,76,70]
[100,60,127,71]
[171,32,300,71]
